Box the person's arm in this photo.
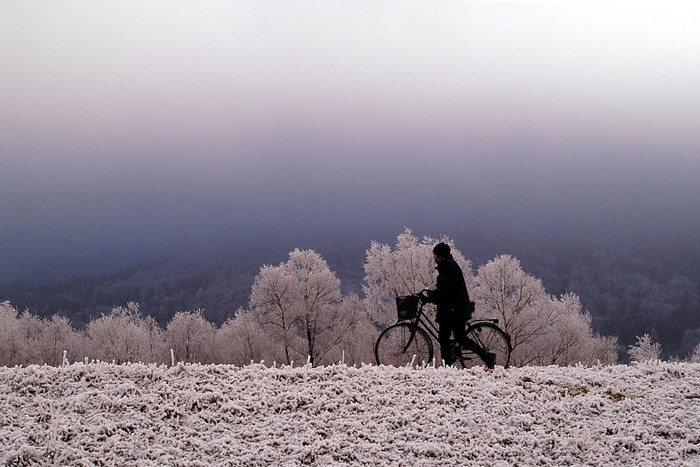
[426,267,458,304]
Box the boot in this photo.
[483,352,496,369]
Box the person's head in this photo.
[432,242,451,261]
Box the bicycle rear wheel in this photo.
[460,322,512,369]
[375,323,433,368]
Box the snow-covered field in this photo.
[2,362,699,466]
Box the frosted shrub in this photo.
[690,343,700,363]
[629,334,662,363]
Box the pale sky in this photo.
[2,0,699,280]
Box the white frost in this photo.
[1,362,699,465]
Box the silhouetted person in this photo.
[422,242,495,368]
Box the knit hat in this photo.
[432,242,451,258]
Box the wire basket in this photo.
[396,295,419,320]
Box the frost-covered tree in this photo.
[318,293,376,366]
[0,301,83,366]
[38,315,82,365]
[250,261,300,364]
[85,302,166,364]
[628,333,662,363]
[0,301,23,366]
[216,309,267,365]
[474,255,618,366]
[285,249,342,365]
[16,312,82,366]
[166,310,216,364]
[527,293,617,366]
[250,249,344,366]
[15,311,44,364]
[363,228,473,326]
[534,294,590,365]
[142,314,167,363]
[474,255,557,365]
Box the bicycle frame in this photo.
[405,299,500,345]
[409,300,440,343]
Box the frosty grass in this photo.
[2,361,699,466]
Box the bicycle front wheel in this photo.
[462,322,512,369]
[375,323,433,368]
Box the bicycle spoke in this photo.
[375,323,432,368]
[461,322,512,369]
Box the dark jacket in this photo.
[427,254,473,323]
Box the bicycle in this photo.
[375,292,512,369]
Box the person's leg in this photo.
[461,336,487,359]
[438,319,455,365]
[455,315,495,368]
[453,314,469,350]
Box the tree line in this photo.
[10,229,692,368]
[5,231,698,361]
